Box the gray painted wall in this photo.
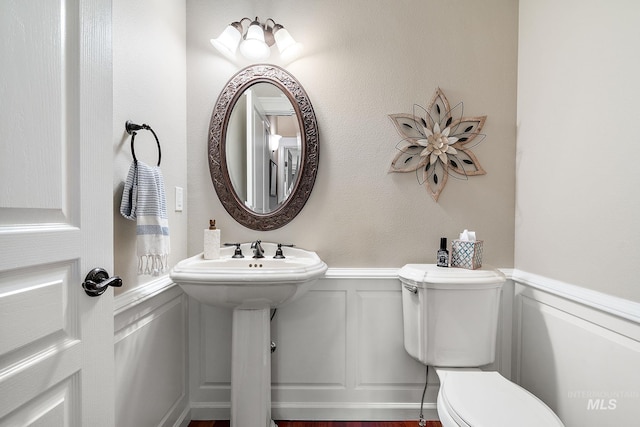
[186,0,518,269]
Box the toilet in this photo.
[399,264,564,427]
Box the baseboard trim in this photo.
[170,405,191,427]
[189,402,438,422]
[272,401,437,421]
[511,269,640,324]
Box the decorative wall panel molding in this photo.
[513,272,640,427]
[188,269,512,421]
[110,269,639,425]
[114,280,190,427]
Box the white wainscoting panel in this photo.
[189,268,513,421]
[271,288,347,388]
[513,271,640,427]
[109,268,639,425]
[114,279,190,427]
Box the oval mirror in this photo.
[209,65,319,230]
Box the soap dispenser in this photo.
[204,219,220,260]
[437,237,449,267]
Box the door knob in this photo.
[82,268,123,297]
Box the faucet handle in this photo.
[224,243,244,258]
[274,243,295,259]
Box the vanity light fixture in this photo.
[269,134,282,152]
[210,17,303,61]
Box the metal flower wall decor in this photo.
[389,88,487,201]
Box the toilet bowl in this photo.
[435,368,563,427]
[399,264,564,426]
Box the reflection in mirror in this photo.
[226,83,301,214]
[209,65,319,231]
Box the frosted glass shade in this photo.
[210,24,242,60]
[269,134,281,152]
[239,22,270,60]
[274,27,303,61]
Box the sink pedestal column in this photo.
[231,305,275,427]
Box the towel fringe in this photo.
[138,254,169,276]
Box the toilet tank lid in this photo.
[399,264,505,287]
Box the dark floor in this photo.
[188,421,442,427]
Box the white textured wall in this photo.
[113,0,188,293]
[516,0,640,302]
[186,0,518,268]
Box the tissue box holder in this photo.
[451,240,483,270]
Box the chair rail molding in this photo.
[114,275,177,315]
[511,269,640,324]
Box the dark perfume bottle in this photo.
[437,237,449,267]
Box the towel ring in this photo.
[126,120,161,166]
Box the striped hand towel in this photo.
[120,161,170,275]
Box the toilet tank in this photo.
[399,264,505,367]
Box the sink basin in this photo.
[170,242,328,308]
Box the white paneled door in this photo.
[0,0,114,426]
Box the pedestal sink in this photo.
[170,242,328,427]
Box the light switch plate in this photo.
[175,186,183,212]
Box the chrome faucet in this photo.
[251,240,265,258]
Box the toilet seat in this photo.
[438,370,564,427]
